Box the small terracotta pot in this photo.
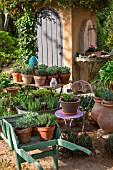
[34,76,46,86]
[22,74,33,84]
[59,73,70,84]
[5,86,19,96]
[12,73,22,82]
[37,126,55,140]
[47,74,59,84]
[60,98,80,116]
[15,128,32,144]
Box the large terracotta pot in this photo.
[15,128,32,143]
[22,74,33,84]
[60,98,80,116]
[12,73,22,82]
[59,73,70,84]
[91,97,103,122]
[34,76,46,86]
[97,101,113,133]
[37,126,55,140]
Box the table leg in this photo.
[69,119,73,127]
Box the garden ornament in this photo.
[50,78,57,88]
[28,56,38,68]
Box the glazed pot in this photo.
[97,101,113,133]
[37,126,55,141]
[91,96,103,122]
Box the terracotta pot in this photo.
[32,126,37,136]
[12,73,22,82]
[85,51,101,57]
[97,101,113,133]
[0,125,2,132]
[15,128,32,144]
[34,76,46,86]
[60,98,80,116]
[37,126,55,140]
[22,74,33,84]
[91,97,103,122]
[47,74,59,84]
[59,73,70,84]
[5,86,19,96]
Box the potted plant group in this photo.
[12,67,22,82]
[14,115,32,143]
[58,66,70,83]
[21,66,33,84]
[60,93,80,115]
[97,90,113,132]
[34,69,47,86]
[36,113,57,140]
[46,66,59,83]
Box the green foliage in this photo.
[106,34,113,51]
[0,31,18,68]
[15,116,32,129]
[60,93,78,102]
[94,89,105,98]
[0,73,14,89]
[21,66,33,74]
[101,90,113,101]
[2,110,16,117]
[36,113,57,127]
[94,61,113,88]
[58,66,70,74]
[46,66,58,76]
[38,64,48,70]
[78,133,93,149]
[35,69,47,76]
[15,13,36,64]
[79,95,94,112]
[105,134,113,155]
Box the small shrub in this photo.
[78,133,93,149]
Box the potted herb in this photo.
[34,69,47,86]
[36,113,57,140]
[14,116,32,143]
[12,67,22,82]
[58,66,70,83]
[85,44,101,57]
[38,64,48,70]
[60,93,80,115]
[46,66,59,83]
[98,90,113,133]
[21,66,33,84]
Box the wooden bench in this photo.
[1,118,92,170]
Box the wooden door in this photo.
[35,8,63,67]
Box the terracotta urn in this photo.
[91,96,103,123]
[97,101,113,133]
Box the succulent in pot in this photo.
[58,66,70,83]
[12,66,22,82]
[46,66,59,83]
[21,66,33,84]
[101,90,113,105]
[36,113,57,140]
[60,93,80,115]
[38,64,48,70]
[14,116,32,143]
[34,69,47,86]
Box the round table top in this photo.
[55,109,83,119]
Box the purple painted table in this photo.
[55,109,84,127]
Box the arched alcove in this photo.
[79,19,96,54]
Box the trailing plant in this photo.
[105,133,113,155]
[36,113,57,127]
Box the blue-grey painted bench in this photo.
[1,119,92,170]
